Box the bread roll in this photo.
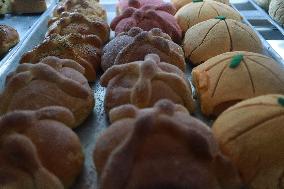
[101,54,194,113]
[255,0,271,10]
[269,0,284,26]
[171,0,229,10]
[94,99,243,189]
[11,0,46,14]
[47,12,110,44]
[116,0,165,15]
[0,24,19,56]
[183,17,263,65]
[20,34,102,81]
[111,3,182,43]
[0,0,11,14]
[175,0,242,32]
[0,106,84,188]
[192,51,284,116]
[212,94,284,189]
[0,57,94,128]
[102,27,185,71]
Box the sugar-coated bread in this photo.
[0,56,94,128]
[11,0,46,14]
[0,24,19,56]
[0,134,64,189]
[116,0,165,15]
[47,12,110,44]
[20,34,102,81]
[53,0,107,21]
[183,17,263,65]
[102,27,185,71]
[101,54,194,113]
[171,0,229,10]
[94,99,243,189]
[255,0,271,10]
[192,51,284,116]
[269,0,284,26]
[111,3,182,43]
[175,0,242,32]
[212,94,284,189]
[0,106,84,188]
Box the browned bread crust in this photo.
[102,27,186,71]
[0,24,19,56]
[0,106,84,188]
[20,34,102,81]
[101,54,194,113]
[47,12,110,44]
[213,94,284,189]
[183,18,263,65]
[192,51,284,116]
[11,0,46,14]
[0,56,94,128]
[94,99,243,189]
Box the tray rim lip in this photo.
[0,0,59,74]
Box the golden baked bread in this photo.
[53,0,107,21]
[0,57,94,128]
[101,54,195,113]
[20,33,102,81]
[111,3,182,43]
[0,0,11,14]
[47,12,110,44]
[255,0,271,10]
[175,0,242,32]
[0,24,19,56]
[0,134,64,189]
[0,106,84,188]
[94,99,243,189]
[172,0,230,10]
[269,0,284,26]
[102,27,186,71]
[183,17,263,65]
[192,51,284,116]
[212,94,284,189]
[10,0,46,14]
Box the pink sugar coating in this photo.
[117,0,165,13]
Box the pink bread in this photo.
[117,0,165,15]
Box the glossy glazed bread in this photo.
[116,0,165,15]
[212,94,284,189]
[95,99,243,189]
[255,0,271,10]
[0,24,19,56]
[53,0,107,21]
[192,51,284,116]
[111,3,182,43]
[0,106,84,188]
[175,0,242,32]
[102,27,185,71]
[47,12,110,44]
[269,0,284,26]
[101,54,194,113]
[11,0,46,14]
[0,134,64,189]
[171,0,229,10]
[0,57,94,128]
[183,17,263,65]
[20,33,102,81]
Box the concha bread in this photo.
[20,34,102,81]
[116,0,165,15]
[175,0,242,32]
[11,0,46,14]
[0,57,94,128]
[101,54,195,113]
[95,99,243,189]
[255,0,271,10]
[0,106,84,188]
[183,17,263,65]
[212,94,284,189]
[171,0,229,10]
[269,0,284,26]
[0,24,19,56]
[192,51,284,116]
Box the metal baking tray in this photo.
[0,0,58,64]
[0,0,283,188]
